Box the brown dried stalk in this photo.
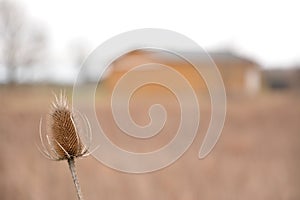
[38,91,92,200]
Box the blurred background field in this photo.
[1,0,300,199]
[0,86,300,200]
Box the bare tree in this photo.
[69,39,89,68]
[68,39,90,83]
[0,0,46,84]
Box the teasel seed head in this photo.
[38,91,91,161]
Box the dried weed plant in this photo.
[38,91,92,200]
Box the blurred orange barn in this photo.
[101,49,261,97]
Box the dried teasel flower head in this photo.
[38,91,91,161]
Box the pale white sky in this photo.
[19,0,300,68]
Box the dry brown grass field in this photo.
[0,85,299,200]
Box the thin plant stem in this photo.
[68,158,83,200]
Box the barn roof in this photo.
[148,49,258,66]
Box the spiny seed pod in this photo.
[38,91,91,161]
[49,96,84,159]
